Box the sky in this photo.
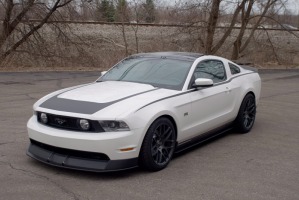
[287,0,299,14]
[157,0,299,15]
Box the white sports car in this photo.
[27,52,261,172]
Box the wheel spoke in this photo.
[152,150,158,156]
[162,130,172,143]
[241,96,256,129]
[247,105,254,112]
[158,151,163,163]
[163,147,169,155]
[150,122,176,165]
[244,118,248,127]
[248,113,255,119]
[248,118,253,124]
[160,126,170,138]
[154,130,160,139]
[152,135,157,143]
[151,145,158,155]
[161,150,168,161]
[248,107,255,114]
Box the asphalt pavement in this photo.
[0,70,298,200]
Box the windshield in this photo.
[99,57,193,90]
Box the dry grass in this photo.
[1,23,299,72]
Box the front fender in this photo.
[121,102,180,146]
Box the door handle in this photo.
[225,87,231,93]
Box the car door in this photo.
[185,59,235,139]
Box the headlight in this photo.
[98,120,130,132]
[40,113,48,124]
[79,119,90,131]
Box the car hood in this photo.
[37,81,179,119]
[58,81,155,103]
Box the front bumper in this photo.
[27,115,144,160]
[27,115,145,171]
[27,140,138,172]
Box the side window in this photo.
[193,60,227,83]
[229,63,241,75]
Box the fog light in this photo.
[40,113,48,124]
[79,119,90,131]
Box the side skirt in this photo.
[175,123,233,154]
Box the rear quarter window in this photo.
[229,63,241,75]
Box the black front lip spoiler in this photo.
[26,142,138,172]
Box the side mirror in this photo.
[193,78,213,87]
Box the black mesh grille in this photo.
[30,139,110,160]
[37,112,104,132]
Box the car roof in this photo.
[130,52,204,61]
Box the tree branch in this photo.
[240,0,278,53]
[205,0,221,54]
[211,0,247,54]
[0,0,14,45]
[1,0,73,60]
[8,0,35,36]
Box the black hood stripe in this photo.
[135,89,196,112]
[135,72,257,112]
[40,88,159,114]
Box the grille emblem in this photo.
[54,118,66,125]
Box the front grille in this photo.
[30,139,110,160]
[37,112,104,132]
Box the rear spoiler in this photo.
[240,65,258,72]
[233,61,258,73]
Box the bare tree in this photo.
[116,0,130,56]
[210,0,247,54]
[130,0,140,53]
[231,0,280,60]
[0,0,73,64]
[231,0,255,60]
[199,0,288,60]
[205,0,221,54]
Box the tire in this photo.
[235,93,256,133]
[139,117,176,172]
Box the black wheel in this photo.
[235,93,256,133]
[139,117,176,171]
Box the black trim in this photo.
[27,139,138,172]
[211,72,256,87]
[40,88,158,114]
[175,122,233,153]
[130,52,203,61]
[136,71,257,112]
[30,139,109,160]
[135,89,197,112]
[37,112,104,132]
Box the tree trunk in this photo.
[211,0,247,54]
[121,23,129,56]
[231,0,254,60]
[240,0,277,54]
[134,27,139,53]
[0,0,72,64]
[205,0,221,54]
